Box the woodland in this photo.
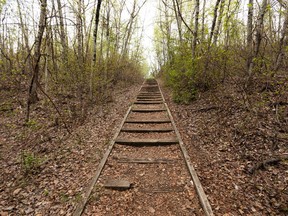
[0,0,287,215]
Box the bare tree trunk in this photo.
[92,0,102,65]
[201,0,206,41]
[246,0,254,73]
[17,0,32,74]
[209,0,221,46]
[172,0,183,43]
[90,0,102,98]
[213,0,225,45]
[56,0,68,63]
[26,0,47,121]
[246,0,268,88]
[192,0,200,58]
[274,7,288,71]
[76,0,84,66]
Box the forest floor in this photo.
[161,75,288,216]
[0,75,287,216]
[0,83,140,215]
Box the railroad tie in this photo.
[125,119,171,123]
[121,127,174,132]
[131,108,166,112]
[115,138,179,146]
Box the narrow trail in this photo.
[74,79,213,216]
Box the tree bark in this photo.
[26,0,47,121]
[201,0,206,41]
[213,0,225,45]
[90,0,102,98]
[92,0,102,65]
[247,0,268,84]
[172,0,183,43]
[274,7,288,71]
[209,0,221,46]
[56,0,68,63]
[192,0,200,58]
[76,0,84,65]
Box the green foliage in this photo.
[21,151,43,175]
[160,42,236,104]
[161,45,198,104]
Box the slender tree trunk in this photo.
[26,0,47,121]
[209,0,221,46]
[201,0,206,41]
[192,0,200,58]
[274,8,288,71]
[213,0,225,45]
[17,0,32,75]
[56,0,68,63]
[90,0,102,98]
[76,0,84,66]
[246,0,268,87]
[172,0,183,43]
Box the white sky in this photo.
[138,0,158,68]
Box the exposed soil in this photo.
[160,76,288,216]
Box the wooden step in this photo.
[136,98,163,101]
[121,127,174,132]
[139,92,161,95]
[131,108,166,112]
[135,101,163,104]
[141,85,158,87]
[125,119,171,123]
[115,138,179,146]
[137,96,163,99]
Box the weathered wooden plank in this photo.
[125,119,171,123]
[131,108,166,112]
[141,85,158,87]
[138,92,161,95]
[115,138,178,145]
[137,97,163,100]
[137,97,163,101]
[134,101,163,104]
[104,179,131,190]
[121,127,174,132]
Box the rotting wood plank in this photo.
[121,127,174,132]
[137,97,163,100]
[137,95,162,97]
[131,108,167,112]
[134,101,163,104]
[73,106,132,216]
[141,85,159,88]
[115,138,179,146]
[125,119,171,123]
[138,92,161,95]
[138,94,161,96]
[104,179,131,190]
[136,99,163,102]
